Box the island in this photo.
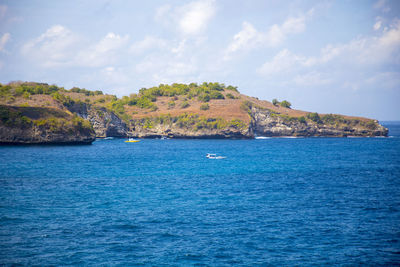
[0,81,388,144]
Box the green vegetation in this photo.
[0,82,103,99]
[280,100,291,109]
[137,82,234,103]
[307,112,321,123]
[0,106,32,128]
[0,105,93,133]
[168,101,176,109]
[52,92,75,107]
[134,113,247,131]
[240,100,253,113]
[70,87,103,96]
[33,115,92,133]
[200,103,210,110]
[271,99,291,108]
[298,116,306,124]
[180,101,190,108]
[226,93,235,99]
[364,120,377,130]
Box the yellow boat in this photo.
[125,138,140,143]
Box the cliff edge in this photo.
[0,105,95,144]
[0,81,388,141]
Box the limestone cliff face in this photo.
[130,119,251,139]
[65,103,389,139]
[68,103,128,137]
[0,105,95,145]
[250,107,388,137]
[124,107,388,138]
[0,124,95,144]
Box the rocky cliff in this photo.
[130,115,250,139]
[125,106,388,138]
[67,103,128,137]
[0,105,95,144]
[250,106,388,137]
[0,81,389,140]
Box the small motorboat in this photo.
[125,137,140,143]
[255,136,270,139]
[206,153,226,159]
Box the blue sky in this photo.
[0,0,399,120]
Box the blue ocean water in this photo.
[1,122,400,266]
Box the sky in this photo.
[0,0,399,120]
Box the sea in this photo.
[1,122,399,266]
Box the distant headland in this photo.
[0,81,388,144]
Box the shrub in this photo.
[198,94,210,102]
[22,92,30,99]
[229,119,246,129]
[210,91,225,100]
[365,120,377,130]
[168,101,175,109]
[226,93,235,99]
[280,100,291,108]
[272,99,279,105]
[181,101,190,108]
[298,116,306,123]
[307,112,321,123]
[200,103,209,110]
[240,100,253,113]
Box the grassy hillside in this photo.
[0,105,93,134]
[0,81,379,132]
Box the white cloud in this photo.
[225,22,263,56]
[21,25,80,67]
[374,18,382,31]
[294,71,332,86]
[257,49,308,75]
[21,25,130,68]
[101,66,129,84]
[257,18,400,89]
[365,71,400,89]
[156,0,216,36]
[0,32,10,52]
[263,18,400,74]
[225,11,311,59]
[77,32,129,67]
[130,36,167,54]
[135,53,198,85]
[171,39,186,55]
[177,0,216,35]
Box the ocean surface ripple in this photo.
[1,122,399,265]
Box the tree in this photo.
[272,99,279,105]
[298,116,306,123]
[226,93,235,99]
[181,101,190,108]
[280,100,291,108]
[307,112,321,123]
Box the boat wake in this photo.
[206,153,226,159]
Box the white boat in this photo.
[255,136,270,139]
[206,153,226,159]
